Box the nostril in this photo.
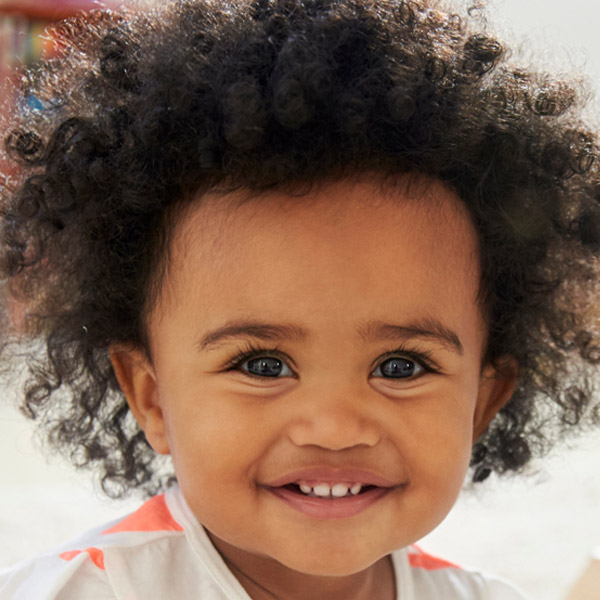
[286,415,381,450]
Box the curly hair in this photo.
[1,0,599,498]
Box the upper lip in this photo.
[263,467,400,488]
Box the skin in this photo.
[111,175,516,600]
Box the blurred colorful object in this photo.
[0,0,121,21]
[0,1,124,81]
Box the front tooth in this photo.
[331,483,349,498]
[299,483,312,495]
[350,483,362,495]
[312,483,331,497]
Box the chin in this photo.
[275,545,387,577]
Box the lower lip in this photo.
[267,486,394,519]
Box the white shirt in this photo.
[0,486,530,599]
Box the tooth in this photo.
[299,483,312,495]
[312,483,331,497]
[331,483,349,498]
[350,483,362,495]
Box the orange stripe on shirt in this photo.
[408,545,460,570]
[102,493,183,535]
[59,548,105,570]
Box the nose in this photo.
[285,382,382,450]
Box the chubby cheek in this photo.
[417,405,474,478]
[161,386,268,527]
[392,390,476,531]
[414,425,471,509]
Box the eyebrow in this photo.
[197,319,309,351]
[357,319,463,355]
[197,317,463,355]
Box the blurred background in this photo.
[0,1,599,599]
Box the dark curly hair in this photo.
[1,0,599,498]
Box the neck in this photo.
[210,534,396,600]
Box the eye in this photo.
[241,355,294,378]
[371,356,425,379]
[222,343,296,379]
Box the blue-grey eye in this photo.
[242,356,294,378]
[372,357,423,379]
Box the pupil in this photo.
[381,357,414,378]
[247,357,283,377]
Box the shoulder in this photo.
[0,492,186,600]
[396,545,532,600]
[0,553,112,600]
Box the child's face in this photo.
[113,175,514,578]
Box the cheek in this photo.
[394,397,475,530]
[164,396,280,543]
[417,414,472,480]
[163,400,248,522]
[400,384,478,480]
[161,383,269,484]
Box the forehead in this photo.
[179,175,477,256]
[155,175,482,338]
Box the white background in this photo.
[1,1,600,599]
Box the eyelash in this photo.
[221,341,291,375]
[221,341,442,379]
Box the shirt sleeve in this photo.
[0,553,116,600]
[484,574,533,600]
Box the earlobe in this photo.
[472,357,518,442]
[109,345,171,455]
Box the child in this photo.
[0,0,599,598]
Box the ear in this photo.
[472,357,518,442]
[109,344,170,455]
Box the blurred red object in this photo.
[0,0,120,21]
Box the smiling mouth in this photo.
[263,468,402,518]
[268,481,394,519]
[282,482,377,499]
